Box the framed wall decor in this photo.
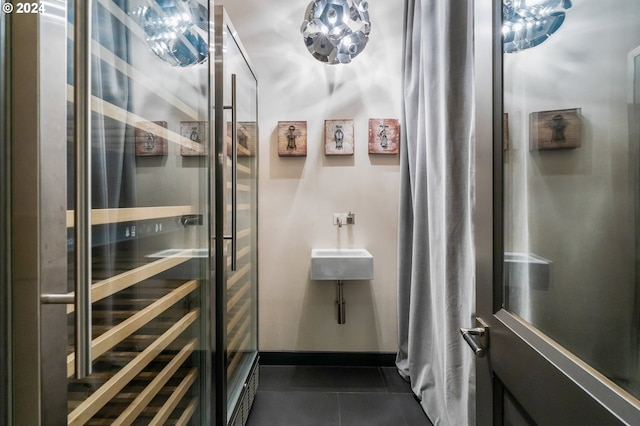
[135,120,168,156]
[180,121,207,156]
[237,122,257,157]
[368,118,399,154]
[325,119,354,155]
[277,121,307,157]
[529,108,582,151]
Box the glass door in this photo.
[11,1,215,424]
[213,7,258,425]
[472,0,640,424]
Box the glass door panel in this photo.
[63,1,212,424]
[215,8,258,423]
[503,0,640,401]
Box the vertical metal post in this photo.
[337,280,345,324]
[0,6,10,423]
[230,73,237,272]
[214,7,228,425]
[74,0,92,379]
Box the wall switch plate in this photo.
[333,213,349,225]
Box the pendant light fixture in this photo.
[301,0,371,64]
[502,0,572,53]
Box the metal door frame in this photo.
[10,2,69,423]
[474,0,640,424]
[1,3,10,423]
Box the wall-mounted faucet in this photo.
[333,212,355,227]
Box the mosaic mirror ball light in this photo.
[134,0,209,67]
[502,0,572,53]
[301,0,371,64]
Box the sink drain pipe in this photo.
[336,280,346,324]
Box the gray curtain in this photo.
[396,1,476,425]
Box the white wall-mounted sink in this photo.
[310,248,374,281]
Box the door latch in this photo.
[460,318,489,358]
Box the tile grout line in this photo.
[336,392,342,426]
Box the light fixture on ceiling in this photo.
[301,0,371,65]
[133,0,208,67]
[502,0,572,53]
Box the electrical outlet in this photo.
[333,213,348,225]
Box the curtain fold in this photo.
[396,1,476,425]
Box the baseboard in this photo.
[259,351,397,367]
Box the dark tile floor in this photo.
[246,366,433,426]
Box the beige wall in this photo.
[219,1,404,352]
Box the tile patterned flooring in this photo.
[246,366,433,426]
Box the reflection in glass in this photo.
[301,0,371,64]
[133,0,208,67]
[503,0,640,399]
[64,0,212,423]
[502,0,572,53]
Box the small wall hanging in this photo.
[325,119,354,155]
[135,121,168,156]
[277,121,307,157]
[368,118,399,154]
[529,108,581,151]
[180,121,207,156]
[236,122,258,157]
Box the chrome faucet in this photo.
[346,211,355,225]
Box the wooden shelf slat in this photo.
[67,309,199,426]
[227,333,252,383]
[67,280,199,377]
[226,203,251,212]
[227,315,251,355]
[66,206,198,228]
[226,181,251,192]
[67,24,201,121]
[66,254,193,314]
[227,280,250,313]
[227,299,251,335]
[175,398,198,426]
[227,263,251,291]
[227,158,251,175]
[226,246,251,268]
[111,339,197,426]
[66,85,206,154]
[149,368,198,426]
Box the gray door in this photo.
[472,1,640,424]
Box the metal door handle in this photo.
[460,327,486,357]
[223,73,237,271]
[460,318,488,358]
[41,0,92,379]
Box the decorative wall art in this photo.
[135,120,168,156]
[226,122,257,157]
[238,122,257,157]
[529,108,582,151]
[277,121,307,157]
[325,119,354,155]
[180,121,207,156]
[368,118,399,154]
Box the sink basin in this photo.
[310,249,374,281]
